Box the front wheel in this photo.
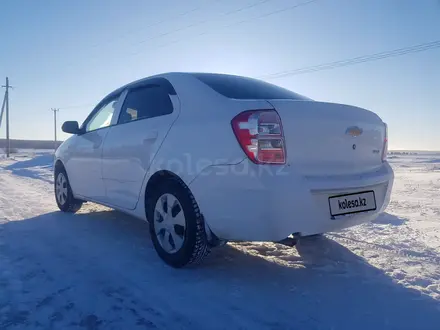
[54,168,83,213]
[147,178,210,268]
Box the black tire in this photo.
[147,177,210,268]
[54,167,83,213]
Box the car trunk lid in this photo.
[267,100,386,176]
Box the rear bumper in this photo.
[189,161,394,242]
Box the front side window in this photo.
[118,85,173,124]
[86,98,118,132]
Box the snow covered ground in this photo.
[0,151,439,329]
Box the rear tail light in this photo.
[382,123,388,162]
[231,110,286,164]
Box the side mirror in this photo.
[62,121,82,134]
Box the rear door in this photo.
[102,81,180,209]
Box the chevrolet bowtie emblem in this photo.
[346,126,363,137]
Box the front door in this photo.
[66,95,121,201]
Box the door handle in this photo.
[145,131,158,140]
[143,131,158,145]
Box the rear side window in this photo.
[118,85,173,124]
[192,73,310,100]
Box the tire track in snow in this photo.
[329,233,440,266]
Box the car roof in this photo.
[108,72,248,95]
[101,72,272,106]
[100,72,190,103]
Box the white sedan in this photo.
[54,72,394,267]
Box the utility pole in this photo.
[1,77,13,157]
[51,108,59,152]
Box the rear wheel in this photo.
[147,178,210,268]
[54,168,83,213]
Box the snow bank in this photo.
[1,152,54,184]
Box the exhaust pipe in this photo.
[277,233,301,247]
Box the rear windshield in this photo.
[192,73,311,100]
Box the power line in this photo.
[60,0,274,71]
[60,1,223,70]
[80,1,221,52]
[58,39,439,111]
[136,0,321,55]
[59,103,95,110]
[56,0,322,110]
[228,0,320,26]
[258,40,440,79]
[130,0,275,51]
[223,0,273,15]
